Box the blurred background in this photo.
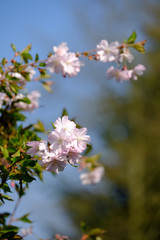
[0,0,160,239]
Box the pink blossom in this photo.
[61,52,81,77]
[131,64,146,80]
[54,115,76,134]
[46,54,63,74]
[66,151,81,165]
[80,167,104,185]
[106,66,131,83]
[44,159,67,174]
[53,42,69,55]
[21,226,32,237]
[48,130,71,154]
[26,141,40,157]
[10,180,15,188]
[96,40,120,62]
[25,66,36,80]
[0,92,7,108]
[14,90,41,112]
[9,67,35,86]
[46,43,82,77]
[72,127,90,153]
[119,48,134,63]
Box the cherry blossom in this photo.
[0,92,7,108]
[26,116,90,174]
[60,52,81,77]
[9,66,36,86]
[44,159,67,173]
[26,141,41,157]
[106,66,131,83]
[119,48,134,63]
[80,167,104,185]
[48,130,71,154]
[15,90,41,112]
[53,42,69,55]
[130,64,146,80]
[46,43,81,77]
[96,40,120,62]
[46,54,64,74]
[54,115,76,134]
[72,127,91,153]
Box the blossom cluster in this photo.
[26,116,91,175]
[0,90,40,112]
[96,40,146,82]
[46,42,82,77]
[0,36,146,105]
[9,66,36,86]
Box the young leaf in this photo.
[35,53,39,62]
[11,43,16,52]
[1,194,14,201]
[21,52,33,63]
[42,81,53,92]
[130,40,147,53]
[51,122,56,129]
[21,44,32,54]
[34,120,45,132]
[88,228,106,237]
[84,144,92,155]
[0,146,9,158]
[18,213,32,223]
[39,62,46,67]
[61,108,68,117]
[127,31,137,44]
[2,183,11,193]
[11,149,20,158]
[2,58,6,66]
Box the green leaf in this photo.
[2,58,6,66]
[42,81,53,92]
[0,212,10,225]
[34,120,45,132]
[0,146,9,158]
[84,144,92,155]
[39,62,46,67]
[22,159,36,167]
[11,149,20,158]
[12,112,26,121]
[21,43,32,54]
[19,97,31,104]
[18,213,32,223]
[0,225,20,239]
[1,194,14,201]
[129,40,147,53]
[81,222,87,233]
[51,122,56,129]
[21,52,33,63]
[11,43,17,52]
[88,228,106,237]
[33,163,43,181]
[61,108,68,117]
[2,183,11,193]
[85,154,101,164]
[9,172,21,181]
[127,31,137,44]
[22,171,36,183]
[35,53,39,62]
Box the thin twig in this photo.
[8,196,21,225]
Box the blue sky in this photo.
[0,0,148,239]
